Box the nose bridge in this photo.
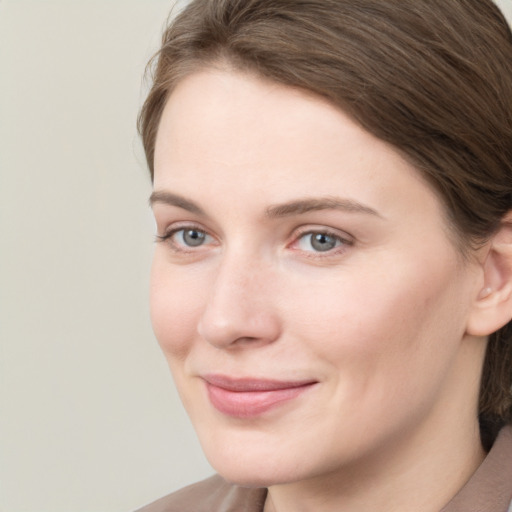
[197,247,280,348]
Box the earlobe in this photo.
[466,213,512,337]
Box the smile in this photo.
[203,374,317,418]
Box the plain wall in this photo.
[1,1,511,511]
[0,2,213,512]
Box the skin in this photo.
[150,68,492,512]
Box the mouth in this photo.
[202,374,317,418]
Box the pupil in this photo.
[184,229,205,247]
[311,233,336,251]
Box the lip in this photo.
[203,374,317,418]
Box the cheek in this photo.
[149,256,205,362]
[286,250,469,389]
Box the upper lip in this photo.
[202,374,317,392]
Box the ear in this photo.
[466,212,512,337]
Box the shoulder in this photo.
[442,424,512,512]
[134,474,267,512]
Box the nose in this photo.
[197,255,281,349]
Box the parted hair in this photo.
[138,0,512,449]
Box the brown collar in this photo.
[441,425,512,512]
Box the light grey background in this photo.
[1,1,511,511]
[0,2,213,512]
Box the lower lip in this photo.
[205,382,315,418]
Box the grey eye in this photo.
[180,229,207,247]
[310,233,338,251]
[298,232,341,252]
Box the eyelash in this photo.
[289,228,353,257]
[156,224,353,257]
[155,223,214,252]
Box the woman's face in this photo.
[150,69,485,486]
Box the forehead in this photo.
[155,68,359,171]
[153,68,446,229]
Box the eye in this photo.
[176,228,209,247]
[296,231,349,253]
[157,226,215,250]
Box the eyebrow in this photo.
[149,191,381,219]
[266,197,381,218]
[149,191,205,215]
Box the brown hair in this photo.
[138,0,512,448]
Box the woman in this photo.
[136,1,512,511]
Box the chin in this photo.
[201,440,323,489]
[194,424,308,487]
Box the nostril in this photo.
[231,336,263,346]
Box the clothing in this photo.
[135,474,266,512]
[136,425,512,512]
